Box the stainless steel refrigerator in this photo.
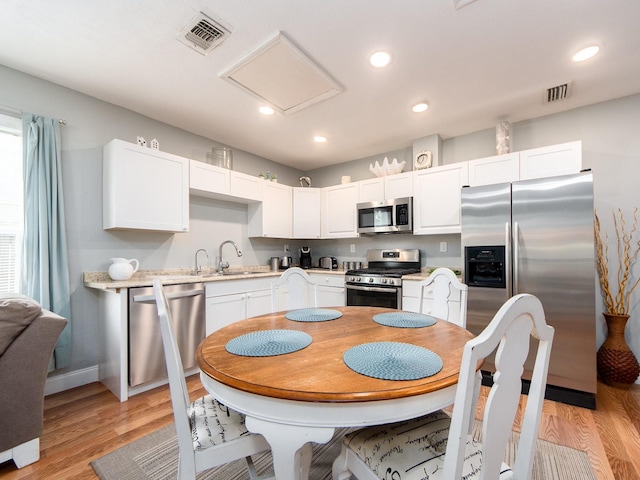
[461,171,596,407]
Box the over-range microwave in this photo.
[357,197,413,234]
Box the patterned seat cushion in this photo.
[189,395,253,451]
[343,410,513,480]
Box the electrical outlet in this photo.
[440,241,448,252]
[284,244,289,252]
[350,244,356,253]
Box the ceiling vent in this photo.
[178,12,230,55]
[544,81,572,104]
[220,32,343,115]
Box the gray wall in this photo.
[2,63,639,386]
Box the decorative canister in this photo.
[108,258,140,281]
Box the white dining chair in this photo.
[332,293,554,480]
[419,267,468,328]
[152,279,271,480]
[271,266,318,312]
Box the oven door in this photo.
[345,284,401,309]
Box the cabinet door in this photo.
[310,274,346,307]
[384,171,414,199]
[246,289,273,318]
[519,141,582,180]
[248,182,292,238]
[189,159,230,195]
[230,171,263,202]
[103,139,189,232]
[205,293,246,334]
[468,153,519,186]
[413,163,469,235]
[321,183,359,238]
[293,188,321,239]
[358,178,384,203]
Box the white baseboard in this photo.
[45,365,99,396]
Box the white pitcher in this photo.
[108,257,139,281]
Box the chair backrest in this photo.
[419,267,468,327]
[442,293,554,480]
[152,279,195,461]
[271,267,318,312]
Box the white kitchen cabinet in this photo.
[248,181,292,238]
[413,162,469,235]
[468,153,520,186]
[321,183,359,238]
[293,187,321,239]
[358,172,413,203]
[205,278,273,333]
[402,279,462,325]
[230,171,263,202]
[309,273,345,307]
[519,140,582,180]
[103,139,189,232]
[358,178,384,203]
[189,159,230,196]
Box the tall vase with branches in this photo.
[594,207,640,387]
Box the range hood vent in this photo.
[544,81,572,103]
[178,12,230,55]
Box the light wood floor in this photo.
[1,376,639,479]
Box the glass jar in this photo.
[213,147,233,169]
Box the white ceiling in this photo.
[1,0,640,170]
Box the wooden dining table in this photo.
[197,306,476,480]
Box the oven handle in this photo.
[346,284,398,293]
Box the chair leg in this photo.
[12,438,40,468]
[331,446,352,480]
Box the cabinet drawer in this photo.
[206,278,273,297]
[309,274,345,288]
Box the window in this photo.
[0,114,23,293]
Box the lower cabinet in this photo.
[401,279,462,325]
[309,273,346,307]
[205,278,273,333]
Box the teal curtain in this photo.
[21,113,71,370]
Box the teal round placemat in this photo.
[373,311,437,328]
[226,329,312,357]
[285,308,343,322]
[343,342,443,380]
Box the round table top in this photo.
[197,306,476,403]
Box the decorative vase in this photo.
[597,313,640,388]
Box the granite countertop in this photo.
[403,267,462,281]
[83,266,347,291]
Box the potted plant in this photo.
[594,207,640,387]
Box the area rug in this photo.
[91,422,595,480]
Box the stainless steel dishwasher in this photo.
[128,283,205,387]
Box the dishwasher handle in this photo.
[133,287,204,304]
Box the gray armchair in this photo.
[0,294,67,468]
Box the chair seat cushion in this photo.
[0,294,42,356]
[189,395,252,451]
[343,410,513,480]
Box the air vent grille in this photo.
[544,82,572,103]
[178,12,230,55]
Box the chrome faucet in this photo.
[194,248,208,275]
[217,240,242,273]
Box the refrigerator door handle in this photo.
[505,221,513,298]
[513,221,519,294]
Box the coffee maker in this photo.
[300,246,312,269]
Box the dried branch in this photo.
[595,208,640,315]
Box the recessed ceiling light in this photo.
[314,135,328,143]
[369,51,392,68]
[412,102,429,113]
[259,106,275,115]
[572,45,600,62]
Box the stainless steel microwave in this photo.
[357,197,413,234]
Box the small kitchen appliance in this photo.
[319,256,338,269]
[345,249,420,309]
[357,197,412,234]
[300,246,312,269]
[280,255,293,269]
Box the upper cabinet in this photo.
[358,172,413,203]
[103,139,189,232]
[322,183,359,238]
[292,187,321,239]
[358,178,384,203]
[468,141,582,187]
[248,181,292,238]
[413,162,469,235]
[189,159,230,197]
[229,171,263,202]
[519,140,582,180]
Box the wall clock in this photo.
[414,150,433,170]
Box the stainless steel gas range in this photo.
[345,249,421,309]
